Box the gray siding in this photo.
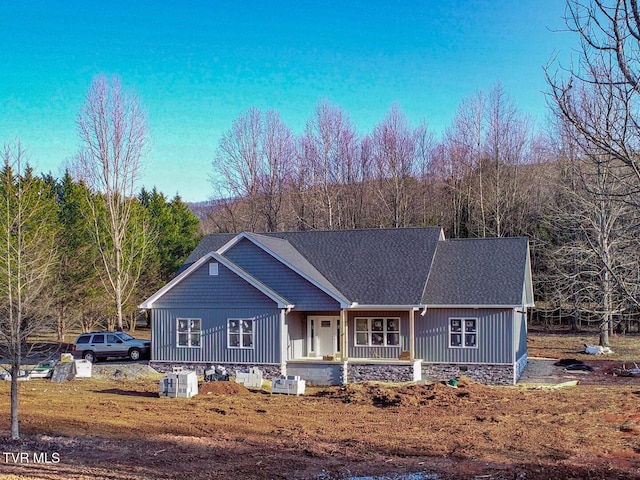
[152,307,282,364]
[416,308,514,364]
[347,311,410,359]
[154,261,276,308]
[225,238,341,310]
[515,308,528,360]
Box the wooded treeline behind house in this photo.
[4,80,638,348]
[201,83,640,342]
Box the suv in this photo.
[71,331,151,363]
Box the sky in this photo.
[0,1,575,203]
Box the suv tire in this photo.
[128,348,141,361]
[82,351,97,363]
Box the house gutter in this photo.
[347,303,423,311]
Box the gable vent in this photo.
[209,262,219,276]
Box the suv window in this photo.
[76,335,91,344]
[107,334,119,343]
[92,334,105,344]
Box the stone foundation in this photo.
[347,362,419,383]
[421,363,516,386]
[150,362,282,379]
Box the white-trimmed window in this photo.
[228,318,254,349]
[449,317,478,348]
[355,318,400,346]
[177,318,202,348]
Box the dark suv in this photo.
[72,331,151,363]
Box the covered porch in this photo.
[283,307,423,385]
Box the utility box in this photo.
[272,375,305,395]
[235,367,263,389]
[159,370,198,398]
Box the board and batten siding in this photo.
[415,308,514,364]
[347,310,410,359]
[224,238,341,311]
[154,261,277,309]
[514,308,528,360]
[152,307,282,364]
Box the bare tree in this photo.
[299,100,361,229]
[371,104,423,228]
[440,84,534,238]
[546,1,640,331]
[75,74,152,330]
[0,143,58,439]
[547,0,640,193]
[213,108,295,232]
[547,121,636,345]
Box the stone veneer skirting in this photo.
[150,362,282,379]
[347,361,421,384]
[421,362,517,386]
[151,358,528,386]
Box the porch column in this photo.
[409,308,415,361]
[280,309,287,376]
[341,310,348,361]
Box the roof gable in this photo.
[140,252,293,309]
[219,232,349,307]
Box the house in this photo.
[140,227,534,386]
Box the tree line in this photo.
[204,78,640,347]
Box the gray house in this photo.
[140,227,534,385]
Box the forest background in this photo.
[2,77,635,349]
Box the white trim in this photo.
[227,318,255,350]
[139,251,294,309]
[348,304,421,310]
[426,304,523,309]
[217,233,351,308]
[176,318,202,348]
[354,317,401,347]
[448,317,479,349]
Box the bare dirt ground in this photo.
[0,330,639,480]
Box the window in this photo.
[92,334,105,344]
[449,317,477,348]
[76,335,91,344]
[177,318,202,348]
[228,319,254,349]
[355,318,400,346]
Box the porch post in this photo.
[280,309,287,376]
[341,309,348,361]
[409,308,415,361]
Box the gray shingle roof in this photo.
[422,237,530,306]
[268,228,442,305]
[180,228,530,307]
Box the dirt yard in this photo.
[0,330,639,480]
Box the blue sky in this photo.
[1,1,573,202]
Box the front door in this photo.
[308,316,340,357]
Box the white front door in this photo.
[308,316,340,357]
